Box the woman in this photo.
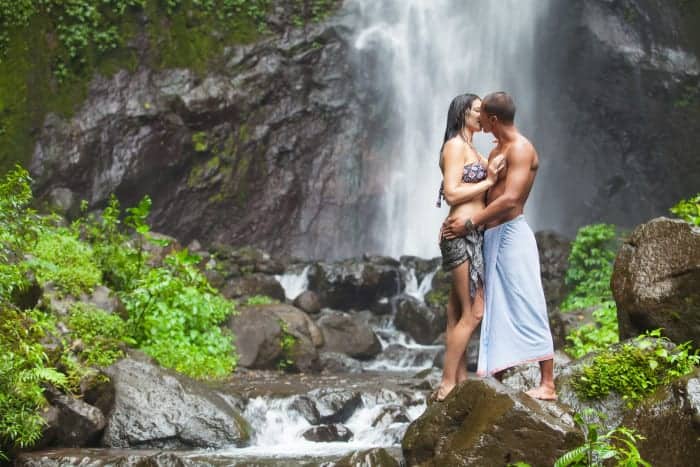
[432,93,504,401]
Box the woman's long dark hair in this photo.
[440,93,480,155]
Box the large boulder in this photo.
[101,352,250,449]
[226,304,321,372]
[620,368,700,467]
[612,217,700,346]
[393,295,445,345]
[225,306,284,369]
[402,378,582,466]
[316,310,382,359]
[308,256,403,310]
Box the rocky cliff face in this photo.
[29,2,385,260]
[532,0,700,233]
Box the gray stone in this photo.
[317,310,381,359]
[612,218,700,347]
[301,424,353,442]
[293,290,322,314]
[393,294,445,345]
[101,353,250,449]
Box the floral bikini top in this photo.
[436,162,487,207]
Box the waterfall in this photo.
[348,0,550,258]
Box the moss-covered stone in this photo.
[0,0,273,174]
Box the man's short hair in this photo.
[482,92,516,124]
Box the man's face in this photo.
[480,108,494,133]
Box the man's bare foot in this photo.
[525,385,557,401]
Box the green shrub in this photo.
[669,193,700,226]
[0,308,68,459]
[123,249,237,379]
[73,195,157,292]
[27,227,102,296]
[67,303,133,367]
[0,166,42,302]
[573,330,700,407]
[562,224,620,358]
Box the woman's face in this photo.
[465,99,482,132]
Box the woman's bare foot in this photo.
[525,384,557,401]
[430,383,455,403]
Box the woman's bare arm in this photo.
[442,142,504,206]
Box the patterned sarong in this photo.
[477,215,554,376]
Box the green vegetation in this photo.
[246,294,278,305]
[0,308,69,460]
[123,249,237,379]
[0,1,270,171]
[555,410,650,467]
[670,193,700,226]
[27,227,102,296]
[66,303,133,367]
[0,167,238,457]
[573,330,699,407]
[562,224,620,358]
[277,320,297,370]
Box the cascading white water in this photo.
[275,265,311,301]
[350,0,551,258]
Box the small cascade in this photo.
[403,266,438,303]
[210,390,426,459]
[275,265,311,300]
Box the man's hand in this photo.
[441,212,470,239]
[487,154,506,183]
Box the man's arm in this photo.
[441,142,498,206]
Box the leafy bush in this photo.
[669,193,700,226]
[573,330,699,407]
[0,308,67,459]
[0,166,42,301]
[123,249,237,379]
[562,224,620,358]
[27,227,102,296]
[73,195,150,292]
[67,303,133,367]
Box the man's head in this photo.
[480,91,516,133]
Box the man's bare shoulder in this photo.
[505,136,536,163]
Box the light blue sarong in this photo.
[477,215,554,376]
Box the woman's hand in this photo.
[487,154,506,183]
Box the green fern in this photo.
[554,445,589,467]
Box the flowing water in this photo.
[349,0,551,258]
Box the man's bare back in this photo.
[483,134,539,229]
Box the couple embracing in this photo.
[432,91,556,402]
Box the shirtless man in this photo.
[442,91,556,400]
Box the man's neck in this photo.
[493,124,519,145]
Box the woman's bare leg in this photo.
[456,285,483,383]
[438,261,481,399]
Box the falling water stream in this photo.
[350,0,551,258]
